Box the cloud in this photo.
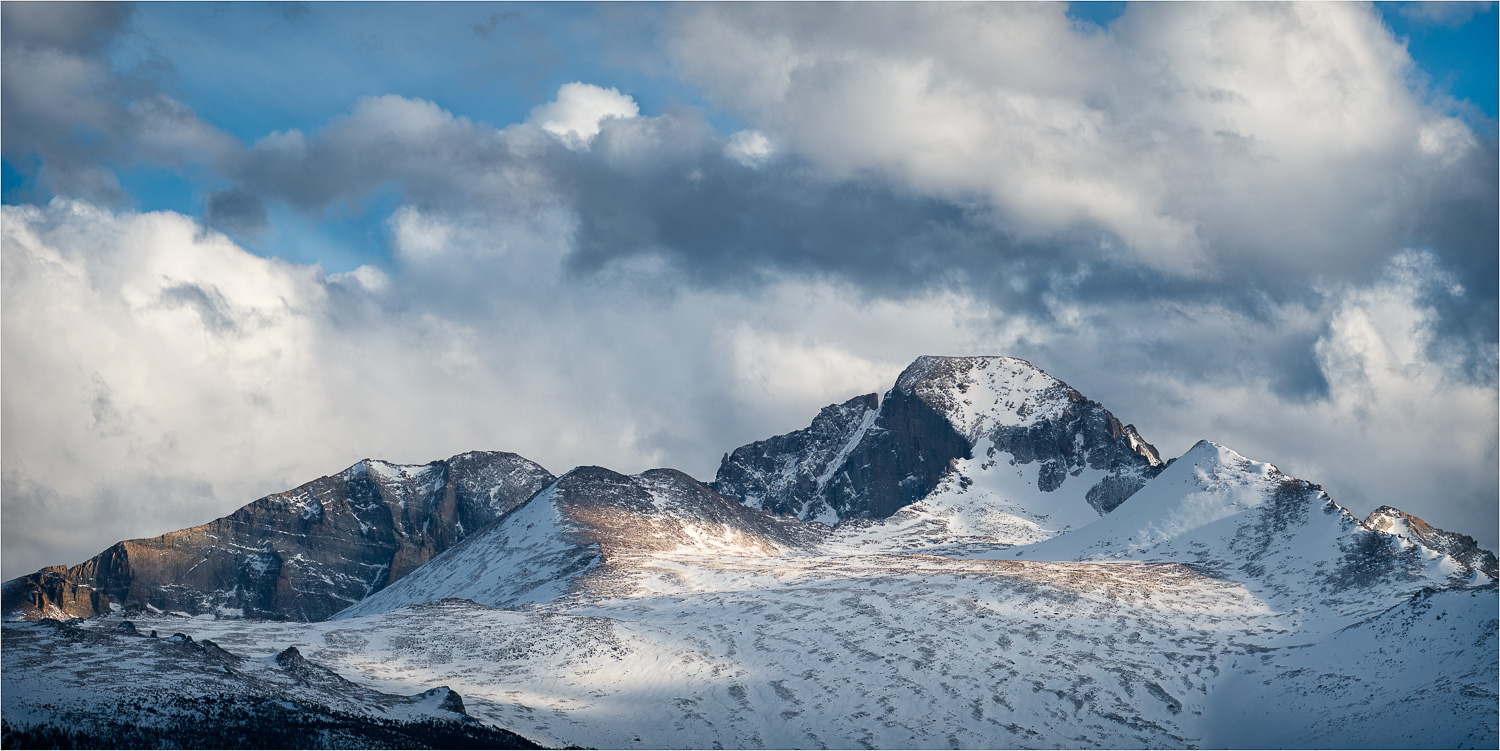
[725,129,772,167]
[0,3,1494,578]
[1398,1,1494,28]
[527,82,640,150]
[664,2,1496,284]
[205,188,270,238]
[0,1,133,55]
[0,1,241,205]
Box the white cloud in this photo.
[725,129,773,168]
[528,82,640,150]
[666,3,1488,279]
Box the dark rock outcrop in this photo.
[713,394,879,520]
[713,355,1164,523]
[1,452,554,622]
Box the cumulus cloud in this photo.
[527,82,640,150]
[665,2,1496,284]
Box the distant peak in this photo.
[1362,504,1498,580]
[894,355,1051,393]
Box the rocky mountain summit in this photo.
[714,356,1166,548]
[1363,505,1498,579]
[1,452,553,622]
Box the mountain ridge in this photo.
[2,353,1495,748]
[1,451,555,621]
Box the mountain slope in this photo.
[1203,584,1498,749]
[336,466,826,618]
[1,452,554,622]
[0,617,540,749]
[1002,440,1490,629]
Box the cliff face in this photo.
[1,452,554,622]
[714,356,1164,526]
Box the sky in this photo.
[2,1,1496,578]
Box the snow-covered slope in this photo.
[336,466,825,618]
[720,356,1165,552]
[1001,440,1489,630]
[1,617,540,748]
[1204,584,1498,749]
[83,561,1497,750]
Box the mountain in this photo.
[336,465,826,618]
[0,617,540,749]
[1,452,554,622]
[1363,505,1499,579]
[1001,440,1490,628]
[715,355,1164,549]
[3,354,1495,749]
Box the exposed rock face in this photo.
[712,394,879,522]
[1,452,554,622]
[1363,505,1498,579]
[337,465,827,618]
[558,466,829,557]
[714,355,1164,524]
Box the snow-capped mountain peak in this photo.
[715,355,1166,551]
[895,355,1081,438]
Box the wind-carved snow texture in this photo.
[1,452,554,622]
[1204,585,1499,750]
[716,356,1165,551]
[3,355,1496,749]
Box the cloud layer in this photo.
[1,2,1495,576]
